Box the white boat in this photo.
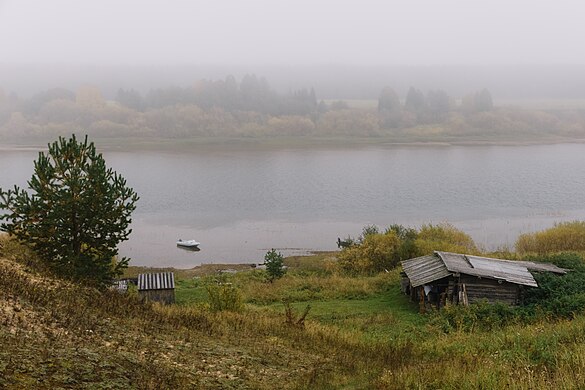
[176,239,200,248]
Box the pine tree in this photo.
[264,248,286,282]
[0,135,139,286]
[404,86,426,113]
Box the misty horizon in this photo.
[2,63,585,101]
[2,1,585,100]
[2,1,585,67]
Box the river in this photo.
[2,143,585,267]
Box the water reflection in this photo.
[4,144,585,267]
[176,245,201,252]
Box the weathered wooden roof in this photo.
[138,272,175,291]
[517,260,567,274]
[401,251,567,288]
[443,252,538,287]
[401,255,451,287]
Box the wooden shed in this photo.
[401,251,566,308]
[137,272,176,304]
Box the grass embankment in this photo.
[4,236,585,388]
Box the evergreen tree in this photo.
[404,86,426,112]
[0,135,139,286]
[264,248,286,282]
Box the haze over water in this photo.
[3,143,585,267]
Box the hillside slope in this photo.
[0,255,331,389]
[5,237,585,388]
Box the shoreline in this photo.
[2,135,585,152]
[124,250,338,277]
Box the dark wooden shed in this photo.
[137,272,176,304]
[401,251,566,309]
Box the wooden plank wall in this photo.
[459,275,519,305]
[139,289,176,305]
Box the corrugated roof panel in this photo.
[138,272,175,290]
[436,251,472,273]
[517,261,567,274]
[466,256,537,287]
[435,252,538,287]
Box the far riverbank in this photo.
[3,133,585,153]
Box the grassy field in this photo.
[3,236,585,388]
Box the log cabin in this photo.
[401,251,567,309]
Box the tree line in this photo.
[378,86,493,128]
[1,75,585,141]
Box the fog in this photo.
[2,63,585,101]
[2,1,585,66]
[1,1,585,98]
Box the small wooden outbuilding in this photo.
[137,272,176,304]
[401,251,566,308]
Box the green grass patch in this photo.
[174,277,208,305]
[9,237,585,388]
[251,284,425,342]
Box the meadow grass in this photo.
[5,234,585,388]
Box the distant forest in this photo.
[1,74,585,142]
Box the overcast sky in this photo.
[1,0,584,66]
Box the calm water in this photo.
[2,143,585,267]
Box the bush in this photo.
[386,224,419,262]
[337,230,401,274]
[359,225,380,241]
[516,221,585,255]
[337,223,477,275]
[414,223,478,256]
[206,283,243,312]
[523,252,585,318]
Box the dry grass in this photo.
[239,272,394,304]
[5,236,585,388]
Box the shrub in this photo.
[337,223,477,275]
[385,224,419,262]
[337,230,401,274]
[414,223,478,256]
[523,252,585,318]
[359,225,380,241]
[206,283,243,312]
[516,221,585,255]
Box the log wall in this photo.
[459,274,519,305]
